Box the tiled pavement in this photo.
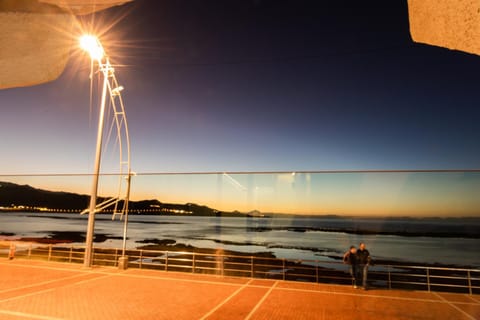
[0,258,479,319]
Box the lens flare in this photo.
[79,34,104,60]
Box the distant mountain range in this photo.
[0,181,245,217]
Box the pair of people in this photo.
[343,242,371,289]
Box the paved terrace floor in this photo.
[0,258,479,320]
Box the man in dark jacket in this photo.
[343,246,358,288]
[356,242,371,290]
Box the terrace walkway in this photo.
[0,258,479,320]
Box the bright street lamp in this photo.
[80,34,132,269]
[79,35,104,61]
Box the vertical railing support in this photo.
[283,259,286,281]
[28,243,32,259]
[69,245,73,263]
[467,270,472,295]
[251,256,254,278]
[316,264,319,283]
[165,251,169,271]
[193,253,196,273]
[48,245,52,261]
[426,268,431,292]
[139,250,143,269]
[221,255,224,276]
[388,265,392,290]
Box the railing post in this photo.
[193,253,196,273]
[221,255,224,276]
[283,259,286,281]
[316,264,319,283]
[467,270,472,295]
[426,268,431,292]
[388,265,392,290]
[251,256,254,278]
[48,245,52,261]
[139,250,143,269]
[165,251,169,271]
[69,245,73,263]
[28,243,32,259]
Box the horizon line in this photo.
[2,168,480,177]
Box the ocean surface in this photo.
[1,212,479,268]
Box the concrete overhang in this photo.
[408,0,480,55]
[0,0,132,89]
[38,0,134,15]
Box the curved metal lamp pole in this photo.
[80,35,132,268]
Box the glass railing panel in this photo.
[0,171,479,272]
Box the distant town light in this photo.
[79,35,104,61]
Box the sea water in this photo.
[0,212,479,268]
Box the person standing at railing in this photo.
[8,242,15,260]
[343,245,359,288]
[216,247,224,276]
[356,242,371,290]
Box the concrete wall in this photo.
[0,12,74,89]
[408,0,480,55]
[39,0,133,15]
[0,0,132,89]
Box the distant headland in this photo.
[0,181,239,216]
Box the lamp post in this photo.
[80,35,107,268]
[80,34,132,269]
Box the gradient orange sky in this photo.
[8,171,478,217]
[13,172,480,217]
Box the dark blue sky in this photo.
[2,0,480,174]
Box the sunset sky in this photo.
[133,171,480,216]
[1,1,480,216]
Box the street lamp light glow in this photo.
[80,35,104,60]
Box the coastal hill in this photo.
[0,181,243,216]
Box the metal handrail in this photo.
[1,242,478,294]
